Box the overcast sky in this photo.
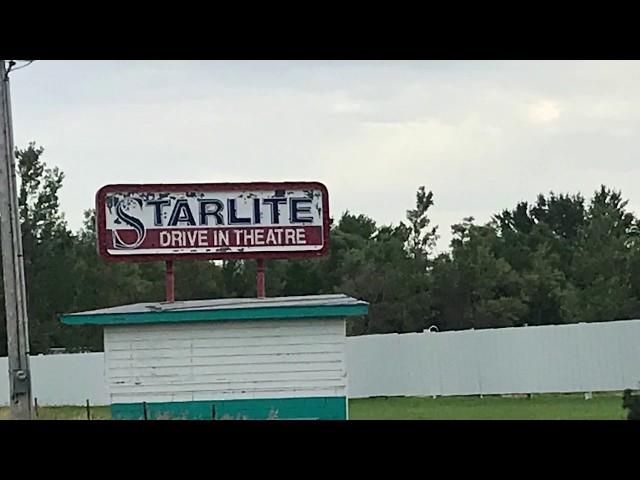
[9,60,640,251]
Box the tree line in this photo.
[2,143,640,355]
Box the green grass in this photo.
[349,393,628,420]
[0,393,629,420]
[0,405,111,420]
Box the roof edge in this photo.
[60,303,369,326]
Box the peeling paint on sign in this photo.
[96,182,330,262]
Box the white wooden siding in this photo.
[103,319,347,404]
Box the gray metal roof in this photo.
[66,294,368,317]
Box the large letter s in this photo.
[112,197,146,249]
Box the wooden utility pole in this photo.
[0,60,33,420]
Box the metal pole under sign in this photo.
[256,258,266,299]
[165,260,175,302]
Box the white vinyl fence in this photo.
[347,319,640,398]
[0,352,108,406]
[1,319,640,405]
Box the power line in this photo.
[4,60,35,78]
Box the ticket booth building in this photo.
[61,294,368,420]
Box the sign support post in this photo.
[165,260,175,302]
[256,258,265,299]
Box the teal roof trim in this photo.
[60,303,368,326]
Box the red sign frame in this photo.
[95,181,330,262]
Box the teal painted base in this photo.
[111,396,348,420]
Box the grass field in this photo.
[0,405,111,420]
[0,392,629,420]
[349,393,627,420]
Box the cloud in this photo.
[528,100,562,123]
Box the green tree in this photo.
[492,192,586,326]
[561,186,639,323]
[405,186,438,260]
[432,217,528,330]
[337,188,438,335]
[0,143,80,353]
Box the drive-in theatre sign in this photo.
[96,182,329,261]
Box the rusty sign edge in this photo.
[95,181,330,263]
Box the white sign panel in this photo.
[96,182,329,261]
